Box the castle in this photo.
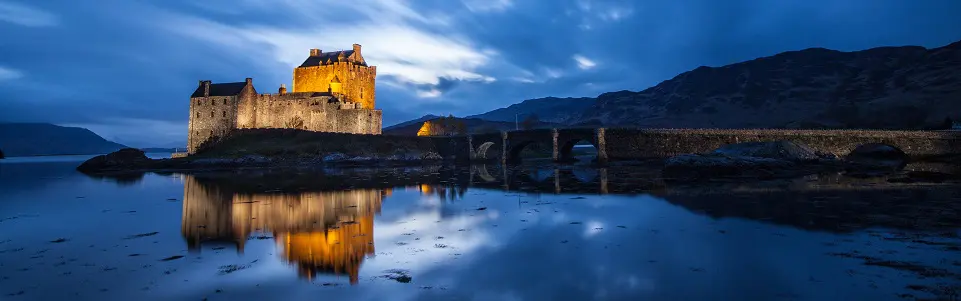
[185,44,381,154]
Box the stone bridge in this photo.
[464,128,961,163]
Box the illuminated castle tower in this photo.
[293,44,377,110]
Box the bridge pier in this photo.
[552,129,559,162]
[596,128,608,164]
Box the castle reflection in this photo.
[174,162,961,285]
[181,175,390,284]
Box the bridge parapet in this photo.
[474,128,961,164]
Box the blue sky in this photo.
[1,0,960,147]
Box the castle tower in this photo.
[292,44,376,109]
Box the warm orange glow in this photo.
[276,215,375,284]
[181,176,385,284]
[416,121,433,136]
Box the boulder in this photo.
[421,152,443,161]
[711,141,822,162]
[77,148,151,173]
[323,153,348,162]
[662,141,836,181]
[663,153,797,180]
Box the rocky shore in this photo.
[76,148,448,174]
[78,140,945,184]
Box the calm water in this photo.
[0,156,959,301]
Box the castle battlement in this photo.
[184,44,381,154]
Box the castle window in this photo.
[210,111,214,118]
[196,112,200,118]
[222,111,226,117]
[223,99,227,105]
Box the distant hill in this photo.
[466,96,594,124]
[576,40,961,129]
[384,114,443,131]
[140,148,180,153]
[0,123,127,157]
[393,39,961,131]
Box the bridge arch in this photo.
[506,140,551,164]
[475,142,498,160]
[558,138,599,162]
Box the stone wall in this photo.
[187,95,241,153]
[466,128,961,163]
[602,129,961,159]
[247,93,381,135]
[189,91,382,154]
[292,63,377,110]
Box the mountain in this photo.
[466,96,594,124]
[0,123,128,157]
[393,39,961,131]
[575,40,961,129]
[384,114,443,131]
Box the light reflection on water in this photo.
[0,157,959,301]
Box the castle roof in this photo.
[190,82,247,98]
[299,50,367,67]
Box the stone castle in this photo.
[185,44,381,154]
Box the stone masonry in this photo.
[185,44,381,154]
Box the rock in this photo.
[421,152,442,161]
[888,171,961,183]
[711,141,821,162]
[663,141,846,181]
[237,155,269,164]
[663,153,797,180]
[348,156,375,162]
[322,153,348,162]
[76,148,151,173]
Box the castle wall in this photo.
[187,95,241,153]
[292,63,377,110]
[248,94,382,135]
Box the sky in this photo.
[1,0,960,147]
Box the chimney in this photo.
[245,77,252,85]
[352,44,361,57]
[203,80,210,97]
[310,48,321,56]
[279,84,287,95]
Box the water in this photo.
[0,156,959,300]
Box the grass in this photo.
[193,129,441,158]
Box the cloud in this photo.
[152,0,497,99]
[0,1,58,27]
[573,55,597,70]
[462,0,513,13]
[598,7,633,22]
[0,66,22,80]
